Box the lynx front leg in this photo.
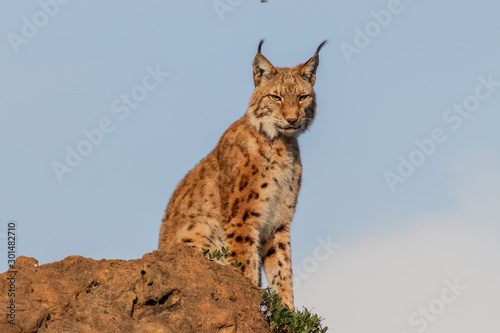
[226,227,261,286]
[262,225,294,309]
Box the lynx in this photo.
[158,40,326,308]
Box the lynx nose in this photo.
[286,117,298,125]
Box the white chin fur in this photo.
[279,127,303,136]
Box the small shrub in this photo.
[202,247,242,268]
[260,288,327,333]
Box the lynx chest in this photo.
[218,133,302,244]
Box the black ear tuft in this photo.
[300,40,328,85]
[258,39,265,54]
[315,40,328,56]
[253,39,275,87]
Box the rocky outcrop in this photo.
[0,244,271,332]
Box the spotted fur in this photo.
[158,40,326,308]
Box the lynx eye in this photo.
[269,95,282,102]
[298,95,309,102]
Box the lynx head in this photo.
[247,40,327,140]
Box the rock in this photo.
[0,244,271,333]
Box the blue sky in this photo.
[1,1,499,331]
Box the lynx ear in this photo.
[299,40,328,85]
[252,39,277,87]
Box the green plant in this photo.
[202,247,242,268]
[260,288,328,333]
